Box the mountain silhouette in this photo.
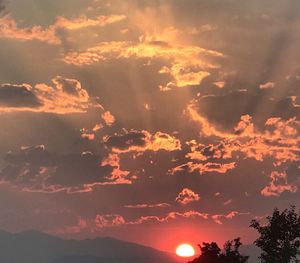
[0,230,178,263]
[0,230,261,263]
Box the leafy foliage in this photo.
[188,238,248,263]
[250,205,300,263]
[221,238,249,263]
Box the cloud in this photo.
[0,145,134,193]
[213,81,225,89]
[182,98,299,196]
[0,15,59,44]
[63,39,223,90]
[259,81,275,89]
[80,129,95,141]
[95,214,126,228]
[187,90,299,132]
[61,209,251,233]
[0,14,126,45]
[169,161,236,175]
[0,84,42,108]
[212,211,250,225]
[189,24,217,35]
[132,211,209,224]
[186,140,233,161]
[234,114,254,135]
[104,130,181,153]
[0,0,5,14]
[0,76,94,114]
[92,209,250,230]
[124,203,170,209]
[186,102,231,138]
[93,210,209,229]
[186,102,300,167]
[223,199,233,206]
[55,217,88,234]
[170,107,299,188]
[101,154,132,185]
[175,188,200,205]
[261,171,298,197]
[55,15,126,30]
[93,123,103,132]
[101,111,116,126]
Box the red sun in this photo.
[176,243,195,257]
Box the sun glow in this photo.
[176,243,195,257]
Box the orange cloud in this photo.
[58,209,253,233]
[80,128,95,140]
[0,15,59,44]
[105,130,181,154]
[92,210,210,230]
[186,140,233,161]
[101,154,132,185]
[130,211,209,225]
[0,76,94,114]
[63,39,223,89]
[92,123,103,132]
[55,15,126,30]
[213,81,225,89]
[184,102,300,196]
[212,211,250,225]
[101,111,116,126]
[234,115,254,135]
[92,209,251,229]
[169,161,236,175]
[259,81,275,89]
[124,203,170,209]
[186,100,300,166]
[0,14,126,44]
[175,188,200,205]
[186,101,232,138]
[261,171,298,197]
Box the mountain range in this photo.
[0,230,260,263]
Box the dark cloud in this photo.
[0,0,5,14]
[52,76,84,96]
[105,131,146,151]
[194,90,299,131]
[0,84,42,108]
[0,145,113,192]
[104,130,181,154]
[0,77,93,113]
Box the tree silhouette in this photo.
[221,238,249,263]
[250,205,300,263]
[191,242,221,263]
[188,238,248,263]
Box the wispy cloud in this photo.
[0,14,126,44]
[124,203,170,209]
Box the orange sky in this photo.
[0,0,299,253]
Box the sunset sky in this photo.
[0,0,299,253]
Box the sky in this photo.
[0,0,299,253]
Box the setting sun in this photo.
[176,244,196,257]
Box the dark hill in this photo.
[0,230,177,263]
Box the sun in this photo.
[176,243,195,257]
